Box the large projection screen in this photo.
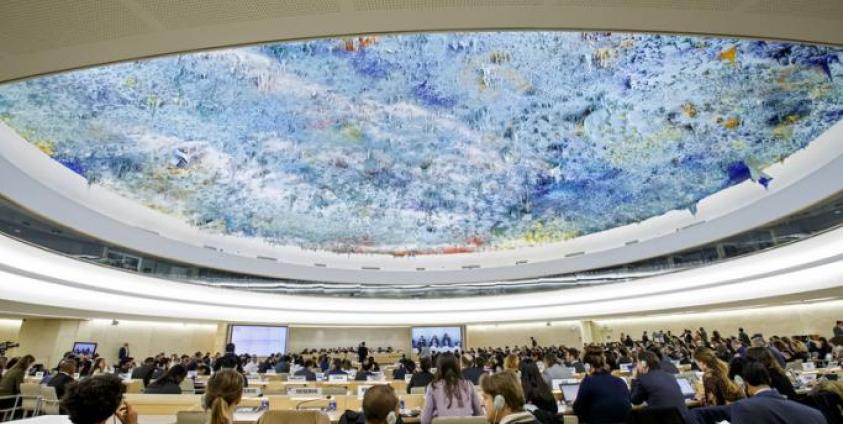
[411,326,463,353]
[228,325,288,356]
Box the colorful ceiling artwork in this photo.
[0,32,841,255]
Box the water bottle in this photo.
[260,399,269,411]
[328,399,337,412]
[400,399,406,411]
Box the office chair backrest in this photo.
[176,411,208,424]
[258,410,330,424]
[432,417,487,424]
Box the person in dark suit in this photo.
[293,360,317,381]
[407,357,435,394]
[213,343,243,373]
[358,342,369,364]
[130,357,156,387]
[48,360,77,400]
[461,354,486,385]
[730,362,825,424]
[572,350,631,424]
[274,355,291,374]
[630,352,687,413]
[355,362,375,381]
[118,343,130,363]
[144,364,186,394]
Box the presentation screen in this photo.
[228,325,288,356]
[411,326,462,353]
[72,342,97,356]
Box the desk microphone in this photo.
[296,395,332,410]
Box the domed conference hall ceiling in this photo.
[0,32,841,256]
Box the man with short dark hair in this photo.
[49,359,77,399]
[358,342,369,364]
[730,362,825,424]
[834,321,843,339]
[62,374,137,424]
[131,357,156,387]
[630,351,687,413]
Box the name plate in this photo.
[34,372,44,379]
[357,385,372,399]
[329,374,348,382]
[287,376,307,383]
[289,387,322,397]
[367,375,386,382]
[404,374,412,383]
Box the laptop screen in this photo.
[561,384,580,403]
[676,378,695,397]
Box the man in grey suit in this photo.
[541,353,572,387]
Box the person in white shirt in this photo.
[242,356,259,374]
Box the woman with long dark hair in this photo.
[144,364,187,394]
[520,361,558,414]
[745,347,797,399]
[420,352,483,424]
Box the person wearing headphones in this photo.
[363,384,402,424]
[479,371,540,424]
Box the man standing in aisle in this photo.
[119,342,130,363]
[358,341,369,364]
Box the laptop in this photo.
[619,363,634,373]
[560,383,580,404]
[675,378,696,399]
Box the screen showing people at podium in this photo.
[411,326,462,353]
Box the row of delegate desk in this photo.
[17,364,840,424]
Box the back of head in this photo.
[435,352,465,406]
[750,335,766,348]
[420,357,432,372]
[204,369,244,424]
[14,354,35,370]
[543,353,557,367]
[225,343,236,354]
[60,359,78,374]
[363,385,398,424]
[480,371,525,412]
[582,351,605,372]
[638,351,661,371]
[62,374,125,424]
[158,364,188,385]
[741,362,771,388]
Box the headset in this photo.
[492,394,505,423]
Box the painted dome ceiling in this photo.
[0,32,841,256]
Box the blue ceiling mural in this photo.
[0,32,841,255]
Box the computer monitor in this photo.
[619,363,634,373]
[72,342,97,356]
[561,384,580,403]
[676,378,695,398]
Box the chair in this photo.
[176,410,208,424]
[180,378,196,395]
[432,417,487,424]
[409,387,426,395]
[258,410,330,424]
[19,383,41,417]
[39,386,60,415]
[0,395,20,421]
[629,407,685,424]
[124,379,145,394]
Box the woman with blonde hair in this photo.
[204,369,243,424]
[504,353,520,372]
[693,347,743,406]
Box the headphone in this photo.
[386,411,397,424]
[492,394,505,423]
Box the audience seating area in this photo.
[1,326,842,424]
